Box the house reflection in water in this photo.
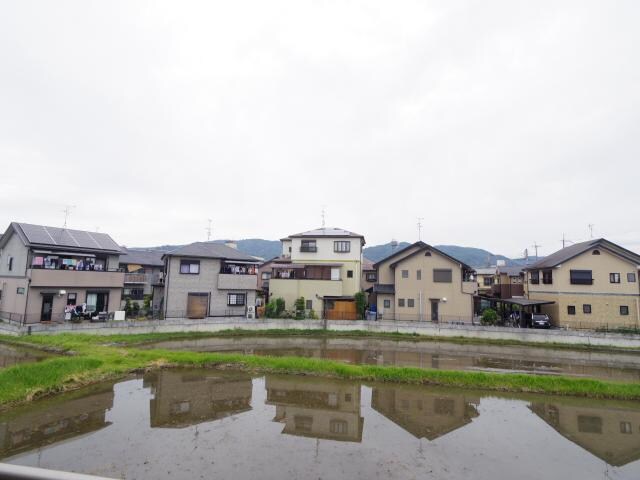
[371,385,479,440]
[143,370,252,428]
[0,384,113,459]
[530,400,640,467]
[265,376,364,442]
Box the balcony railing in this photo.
[124,273,149,284]
[300,246,317,252]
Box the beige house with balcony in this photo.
[268,227,365,319]
[159,242,260,319]
[0,222,124,324]
[372,241,477,322]
[524,238,640,329]
[119,247,166,311]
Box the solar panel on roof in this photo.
[17,223,121,252]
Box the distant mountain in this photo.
[136,239,541,268]
[363,242,542,267]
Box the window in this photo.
[620,422,632,434]
[620,305,629,316]
[334,241,351,253]
[483,276,493,286]
[67,293,77,306]
[261,272,271,280]
[8,257,13,271]
[227,293,246,306]
[627,273,637,283]
[16,287,25,294]
[330,419,348,435]
[401,270,409,279]
[407,299,415,308]
[344,393,352,402]
[583,304,591,314]
[610,273,621,284]
[366,272,376,282]
[530,271,540,284]
[300,240,317,252]
[417,269,422,280]
[398,298,405,307]
[294,416,313,432]
[433,269,453,283]
[383,299,390,309]
[592,250,600,255]
[424,251,432,256]
[306,299,313,310]
[347,270,353,278]
[180,260,200,274]
[578,415,602,434]
[567,306,576,315]
[542,270,553,285]
[570,270,593,285]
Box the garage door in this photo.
[187,293,208,319]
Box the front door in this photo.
[430,300,439,322]
[41,294,54,322]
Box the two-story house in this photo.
[119,247,166,309]
[524,238,640,329]
[372,241,477,322]
[268,227,365,319]
[159,242,260,319]
[0,222,124,324]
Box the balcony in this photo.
[462,281,478,295]
[29,269,125,289]
[124,273,149,284]
[218,273,258,290]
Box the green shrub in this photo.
[307,309,318,320]
[124,298,133,317]
[481,308,498,326]
[355,291,367,320]
[275,298,285,316]
[294,297,306,319]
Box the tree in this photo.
[124,297,133,318]
[132,302,140,318]
[354,291,367,320]
[275,297,285,316]
[294,297,305,320]
[481,308,498,326]
[143,295,152,311]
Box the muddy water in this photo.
[0,343,50,368]
[145,336,640,381]
[1,369,640,480]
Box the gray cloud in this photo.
[1,0,638,256]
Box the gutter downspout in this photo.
[164,257,170,320]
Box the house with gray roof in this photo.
[0,222,124,324]
[159,241,260,319]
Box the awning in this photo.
[224,260,260,265]
[478,296,555,307]
[272,264,306,269]
[127,264,143,272]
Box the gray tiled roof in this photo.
[497,266,523,277]
[10,222,122,253]
[287,227,365,239]
[165,242,260,262]
[372,284,395,294]
[119,248,166,266]
[526,238,640,270]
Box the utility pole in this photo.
[62,205,75,229]
[206,219,212,241]
[560,233,574,249]
[588,224,595,239]
[531,241,541,259]
[417,217,424,241]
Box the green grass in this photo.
[1,331,640,409]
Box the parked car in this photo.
[530,313,551,329]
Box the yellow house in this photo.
[524,238,640,329]
[268,227,365,319]
[372,241,477,322]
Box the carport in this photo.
[478,296,555,327]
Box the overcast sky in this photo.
[1,1,638,257]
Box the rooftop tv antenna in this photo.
[62,205,76,229]
[417,217,424,241]
[531,241,541,259]
[321,205,326,228]
[560,233,574,248]
[588,224,595,239]
[206,219,213,241]
[391,239,399,253]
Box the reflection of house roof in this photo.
[119,247,166,267]
[1,222,122,254]
[163,242,259,262]
[526,238,640,270]
[529,402,640,467]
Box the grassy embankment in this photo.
[1,331,640,409]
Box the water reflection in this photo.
[265,376,363,442]
[143,370,252,428]
[530,399,640,467]
[372,385,479,440]
[0,384,113,458]
[0,344,49,368]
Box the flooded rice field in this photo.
[0,343,50,369]
[1,369,639,480]
[145,336,640,382]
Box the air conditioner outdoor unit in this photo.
[246,305,255,319]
